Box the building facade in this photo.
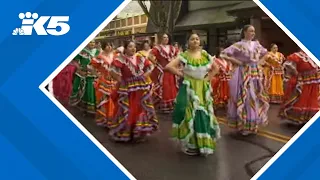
[95,1,157,48]
[172,1,298,55]
[95,14,155,47]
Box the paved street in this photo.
[67,105,299,180]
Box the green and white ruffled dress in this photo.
[70,47,100,113]
[172,50,220,156]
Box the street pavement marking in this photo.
[258,129,291,141]
[217,117,291,144]
[257,131,289,144]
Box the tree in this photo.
[137,0,182,34]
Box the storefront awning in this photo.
[226,2,265,18]
[227,1,258,12]
[175,5,238,30]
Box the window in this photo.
[116,20,121,28]
[134,16,140,24]
[110,21,115,29]
[128,17,132,26]
[121,19,126,27]
[100,31,108,36]
[104,24,110,30]
[141,15,147,24]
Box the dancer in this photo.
[108,40,158,142]
[220,25,269,135]
[52,62,77,104]
[263,43,285,103]
[137,41,151,58]
[211,47,232,109]
[91,41,117,127]
[149,33,179,113]
[70,40,100,114]
[165,32,220,156]
[279,49,320,125]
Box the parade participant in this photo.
[220,25,269,136]
[165,32,220,156]
[262,43,285,103]
[91,41,117,127]
[211,46,232,109]
[149,33,179,113]
[70,40,100,114]
[279,49,320,125]
[108,40,158,142]
[52,62,77,104]
[96,41,102,52]
[173,42,180,53]
[137,41,151,58]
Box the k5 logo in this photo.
[12,12,70,36]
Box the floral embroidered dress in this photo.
[280,51,320,124]
[91,52,118,127]
[172,50,220,156]
[220,40,269,134]
[263,51,285,103]
[151,45,179,113]
[108,54,159,142]
[70,47,100,113]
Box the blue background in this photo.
[258,0,320,179]
[0,0,319,179]
[0,0,130,179]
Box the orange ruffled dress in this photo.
[91,52,118,127]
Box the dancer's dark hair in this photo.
[186,31,200,49]
[101,41,113,50]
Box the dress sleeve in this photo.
[151,48,158,58]
[220,43,241,59]
[109,58,123,76]
[283,53,299,72]
[143,58,155,74]
[256,41,268,58]
[287,53,300,64]
[90,57,102,70]
[74,53,81,62]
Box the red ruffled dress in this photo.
[280,51,320,124]
[52,63,77,103]
[91,52,117,127]
[150,45,179,113]
[108,54,159,142]
[211,58,232,108]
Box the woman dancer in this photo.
[211,47,232,109]
[280,49,320,125]
[220,25,269,135]
[108,40,158,142]
[263,43,285,103]
[165,32,220,156]
[91,41,117,127]
[70,40,100,114]
[52,62,77,104]
[137,41,151,58]
[149,33,179,113]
